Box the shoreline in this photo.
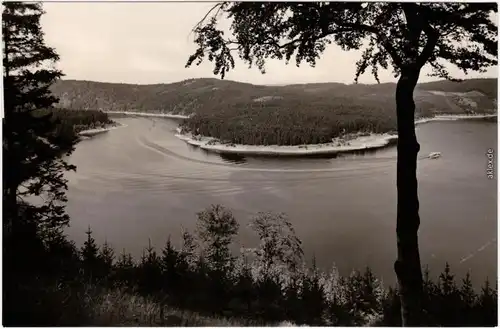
[104,110,191,119]
[176,132,399,156]
[78,122,127,137]
[414,114,497,125]
[175,114,497,157]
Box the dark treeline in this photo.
[29,108,115,152]
[36,108,114,134]
[5,205,497,326]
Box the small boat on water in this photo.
[428,152,441,159]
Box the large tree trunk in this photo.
[394,69,424,326]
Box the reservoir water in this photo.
[65,117,497,285]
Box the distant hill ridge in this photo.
[51,78,497,116]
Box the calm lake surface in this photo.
[65,117,497,285]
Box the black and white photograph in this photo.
[2,1,498,326]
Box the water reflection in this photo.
[211,140,399,161]
[219,152,247,164]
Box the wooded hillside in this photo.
[51,78,497,145]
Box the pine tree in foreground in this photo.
[81,226,100,282]
[3,1,76,244]
[3,3,78,325]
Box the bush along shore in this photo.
[5,205,497,326]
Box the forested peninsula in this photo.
[36,108,117,140]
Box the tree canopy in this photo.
[187,3,497,82]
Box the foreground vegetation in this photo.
[5,205,497,326]
[52,78,497,146]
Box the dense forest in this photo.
[5,205,498,326]
[34,108,115,141]
[48,108,114,133]
[180,101,397,145]
[51,78,497,145]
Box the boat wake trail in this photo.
[138,134,431,174]
[459,237,497,264]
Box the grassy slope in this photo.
[84,287,267,326]
[51,78,497,145]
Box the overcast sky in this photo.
[41,2,497,85]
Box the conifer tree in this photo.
[3,2,76,241]
[300,255,327,325]
[138,239,162,296]
[140,249,147,265]
[422,265,433,296]
[323,265,351,325]
[282,271,302,323]
[161,237,181,297]
[381,286,402,326]
[99,240,115,267]
[99,239,115,280]
[178,230,198,305]
[361,267,380,315]
[421,265,438,325]
[345,270,365,324]
[115,249,135,286]
[80,226,100,281]
[234,254,255,316]
[477,277,497,326]
[459,271,476,325]
[116,249,134,268]
[439,263,456,295]
[437,262,460,325]
[180,228,198,268]
[44,230,80,280]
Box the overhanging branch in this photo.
[191,3,223,33]
[230,22,386,58]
